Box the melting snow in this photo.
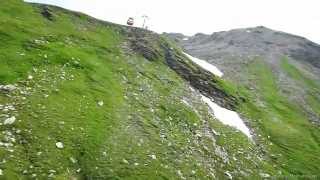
[183,37,189,41]
[201,95,251,138]
[183,52,223,77]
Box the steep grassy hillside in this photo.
[239,58,320,175]
[0,0,284,179]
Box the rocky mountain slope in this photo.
[166,26,320,176]
[0,0,319,179]
[165,27,320,124]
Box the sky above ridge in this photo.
[25,0,320,44]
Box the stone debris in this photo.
[225,171,233,179]
[49,170,56,174]
[0,85,16,92]
[259,173,271,178]
[97,101,104,107]
[177,170,185,179]
[150,154,157,160]
[70,157,77,164]
[28,75,33,80]
[0,169,2,176]
[55,142,64,149]
[4,116,16,125]
[122,159,129,164]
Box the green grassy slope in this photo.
[238,58,320,175]
[0,1,280,179]
[280,57,320,117]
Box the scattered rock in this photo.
[41,6,54,21]
[0,85,16,93]
[4,116,16,125]
[102,152,107,157]
[177,170,185,179]
[150,154,157,160]
[225,171,233,179]
[69,157,77,164]
[259,173,271,178]
[97,101,104,107]
[55,142,64,149]
[122,159,129,164]
[0,169,2,176]
[49,170,56,174]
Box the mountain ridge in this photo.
[165,26,320,124]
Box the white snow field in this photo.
[183,52,250,138]
[201,95,252,138]
[183,52,223,77]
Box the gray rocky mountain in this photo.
[165,26,320,124]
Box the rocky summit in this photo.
[0,0,319,179]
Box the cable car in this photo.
[127,17,134,26]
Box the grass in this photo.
[281,57,320,117]
[0,1,272,179]
[0,0,319,179]
[238,58,320,175]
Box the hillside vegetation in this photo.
[0,0,319,179]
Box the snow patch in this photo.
[183,52,223,77]
[183,37,189,41]
[201,95,251,138]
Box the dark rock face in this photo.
[125,28,163,61]
[130,38,162,61]
[126,30,239,110]
[161,45,238,110]
[41,6,54,21]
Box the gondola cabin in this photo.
[127,17,134,26]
